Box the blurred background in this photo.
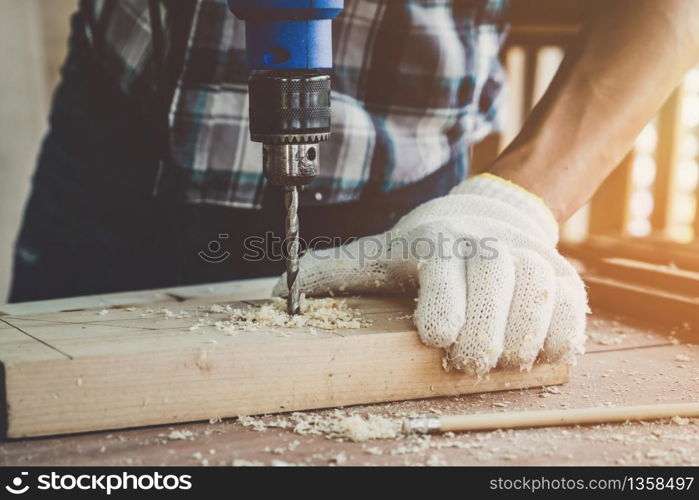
[0,0,74,302]
[0,0,697,303]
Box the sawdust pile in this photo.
[239,411,402,442]
[294,414,402,442]
[208,296,370,332]
[163,430,194,440]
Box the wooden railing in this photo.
[473,1,699,258]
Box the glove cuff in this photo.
[450,173,559,245]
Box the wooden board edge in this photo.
[3,351,571,439]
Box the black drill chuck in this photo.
[248,71,331,145]
[248,71,331,187]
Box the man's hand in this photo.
[275,174,588,375]
[490,0,699,222]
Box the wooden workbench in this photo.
[1,278,697,466]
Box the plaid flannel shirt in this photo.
[79,0,508,208]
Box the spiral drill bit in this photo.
[262,143,320,315]
[285,186,301,315]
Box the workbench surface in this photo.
[1,279,698,466]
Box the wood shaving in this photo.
[213,321,237,334]
[238,412,402,442]
[164,430,194,440]
[191,451,210,466]
[232,459,264,466]
[160,308,190,319]
[292,413,402,442]
[671,416,690,425]
[426,454,447,466]
[212,296,370,332]
[587,329,626,346]
[270,459,299,466]
[264,440,301,454]
[539,386,562,398]
[331,452,348,465]
[238,416,269,432]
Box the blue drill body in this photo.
[228,0,343,70]
[228,0,344,315]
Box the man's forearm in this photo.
[488,0,699,222]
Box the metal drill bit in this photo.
[285,186,301,315]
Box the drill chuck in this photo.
[250,71,330,187]
[228,0,342,188]
[248,72,331,144]
[263,143,319,187]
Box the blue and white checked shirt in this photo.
[79,0,508,208]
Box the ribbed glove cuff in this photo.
[450,173,559,245]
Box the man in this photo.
[10,0,699,374]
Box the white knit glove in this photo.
[274,174,588,375]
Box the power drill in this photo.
[228,0,344,315]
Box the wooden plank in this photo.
[593,257,699,296]
[562,235,699,272]
[0,277,277,315]
[507,0,582,47]
[509,0,586,29]
[522,46,539,117]
[507,25,580,46]
[2,326,696,467]
[694,184,699,244]
[651,87,685,236]
[0,296,570,439]
[588,151,635,235]
[0,325,67,364]
[563,237,699,333]
[585,275,699,331]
